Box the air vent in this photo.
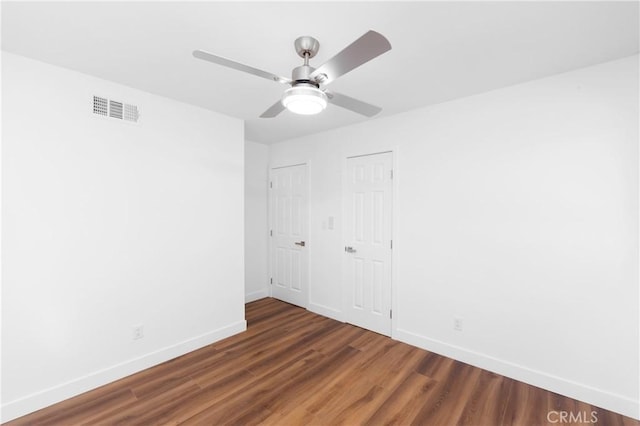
[93,96,139,123]
[109,100,123,119]
[93,96,108,116]
[124,104,139,122]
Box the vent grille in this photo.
[93,96,139,123]
[124,104,139,122]
[109,100,123,119]
[93,96,108,116]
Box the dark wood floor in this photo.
[6,298,639,425]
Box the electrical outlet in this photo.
[454,317,463,332]
[133,325,144,340]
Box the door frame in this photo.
[341,149,398,337]
[268,162,310,308]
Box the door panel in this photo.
[270,164,308,308]
[344,152,393,336]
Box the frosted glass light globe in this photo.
[282,86,328,115]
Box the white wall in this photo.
[244,140,269,302]
[269,55,639,418]
[1,52,246,422]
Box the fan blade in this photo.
[193,50,291,85]
[310,31,391,85]
[259,99,286,118]
[325,91,382,117]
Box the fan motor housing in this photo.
[292,65,319,87]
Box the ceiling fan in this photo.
[193,30,391,118]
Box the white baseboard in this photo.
[1,320,247,423]
[394,328,639,420]
[308,302,345,323]
[245,289,269,303]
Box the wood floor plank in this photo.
[501,378,552,426]
[457,369,512,426]
[348,328,392,352]
[260,403,322,426]
[89,379,201,425]
[308,322,368,355]
[137,369,258,424]
[257,346,362,415]
[411,360,483,425]
[363,342,425,387]
[414,349,457,381]
[301,339,407,417]
[305,371,378,419]
[181,349,329,425]
[546,392,597,426]
[6,387,138,426]
[322,382,388,425]
[365,371,439,425]
[5,298,639,426]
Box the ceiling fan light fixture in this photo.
[194,30,391,118]
[281,86,327,115]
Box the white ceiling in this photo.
[2,1,638,144]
